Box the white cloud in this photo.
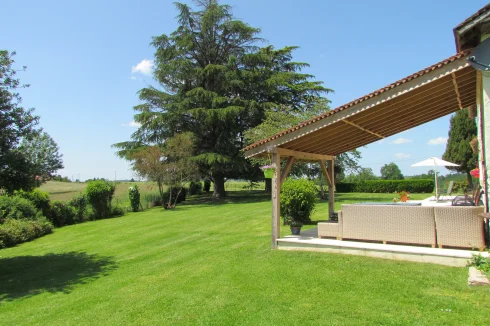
[391,137,413,145]
[131,59,154,75]
[428,137,447,145]
[122,121,142,127]
[129,76,136,80]
[394,153,411,159]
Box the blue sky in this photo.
[1,0,487,180]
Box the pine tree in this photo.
[114,0,330,197]
[442,109,477,188]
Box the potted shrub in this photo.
[280,178,317,235]
[393,190,410,203]
[287,217,303,235]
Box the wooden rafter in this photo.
[452,72,463,109]
[342,119,385,139]
[280,157,295,186]
[319,160,332,187]
[274,147,334,161]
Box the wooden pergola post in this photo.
[320,159,336,218]
[271,152,281,249]
[327,159,335,218]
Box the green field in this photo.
[1,192,489,325]
[40,180,261,206]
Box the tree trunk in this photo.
[265,179,271,194]
[157,180,165,206]
[212,175,226,198]
[168,185,173,207]
[467,171,474,190]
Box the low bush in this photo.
[111,206,126,217]
[0,196,41,223]
[335,179,434,193]
[0,218,53,248]
[162,187,187,205]
[48,201,77,227]
[203,179,211,192]
[188,181,202,195]
[14,189,51,216]
[68,193,89,222]
[469,254,490,274]
[85,180,116,219]
[453,181,470,193]
[280,179,317,225]
[128,185,141,212]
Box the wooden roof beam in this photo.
[452,72,463,109]
[274,147,335,161]
[342,119,385,139]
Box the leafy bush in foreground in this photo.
[68,193,89,222]
[129,185,141,212]
[0,218,53,248]
[85,180,116,219]
[14,189,51,216]
[111,206,126,217]
[280,179,317,225]
[47,201,77,227]
[0,196,41,223]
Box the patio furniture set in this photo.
[318,204,486,251]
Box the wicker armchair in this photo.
[434,206,485,250]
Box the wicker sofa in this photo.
[318,204,485,249]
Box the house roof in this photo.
[243,49,476,159]
[453,4,490,52]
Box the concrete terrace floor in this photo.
[280,226,488,267]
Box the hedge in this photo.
[0,218,53,248]
[335,179,434,193]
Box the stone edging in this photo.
[468,267,490,286]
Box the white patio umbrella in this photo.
[411,157,460,201]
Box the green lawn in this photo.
[1,192,489,325]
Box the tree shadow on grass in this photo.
[0,252,117,302]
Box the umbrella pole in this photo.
[434,165,438,202]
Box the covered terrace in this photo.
[243,49,480,252]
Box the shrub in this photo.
[128,185,141,212]
[204,179,211,192]
[453,181,470,193]
[188,181,202,195]
[177,187,187,203]
[0,196,41,223]
[335,179,435,193]
[48,201,77,227]
[14,189,51,216]
[111,206,126,217]
[85,180,116,219]
[280,179,317,225]
[167,187,187,204]
[0,218,53,249]
[68,193,88,222]
[468,254,490,274]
